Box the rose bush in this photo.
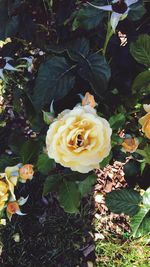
[46,105,112,173]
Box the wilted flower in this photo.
[46,105,112,173]
[122,135,139,153]
[87,0,138,32]
[0,57,17,79]
[19,164,34,182]
[82,92,97,108]
[5,164,21,199]
[139,104,150,139]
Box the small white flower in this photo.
[0,57,17,79]
[87,0,138,32]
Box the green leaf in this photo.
[20,140,40,164]
[137,145,150,164]
[72,5,105,31]
[131,187,150,237]
[78,53,111,96]
[132,70,150,94]
[42,111,54,125]
[131,209,150,238]
[128,1,146,21]
[106,189,142,216]
[109,113,125,130]
[78,174,97,197]
[33,57,76,110]
[37,154,55,175]
[58,180,81,213]
[0,0,20,40]
[43,174,62,196]
[67,37,90,62]
[130,34,150,67]
[143,187,150,209]
[124,160,140,177]
[99,151,112,168]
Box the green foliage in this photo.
[20,140,41,164]
[132,70,150,94]
[67,37,90,61]
[128,1,146,21]
[124,160,140,177]
[78,53,111,96]
[43,174,62,196]
[72,4,105,31]
[109,113,125,130]
[95,234,150,267]
[33,57,76,110]
[131,188,150,238]
[58,180,81,213]
[0,0,19,40]
[42,110,54,125]
[106,189,142,216]
[37,153,55,175]
[99,151,113,168]
[130,34,150,67]
[137,145,150,164]
[78,174,97,197]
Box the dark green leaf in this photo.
[132,70,150,94]
[128,1,146,21]
[106,189,142,216]
[130,34,150,67]
[37,153,55,175]
[43,174,62,196]
[33,57,76,110]
[0,0,20,39]
[20,140,40,163]
[72,5,105,31]
[78,53,111,96]
[124,160,140,177]
[67,37,90,62]
[99,151,112,168]
[78,174,97,197]
[58,180,81,213]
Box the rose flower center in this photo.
[0,58,6,69]
[112,0,128,14]
[67,120,93,151]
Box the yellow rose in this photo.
[0,180,9,211]
[139,105,150,139]
[46,105,112,173]
[122,137,139,153]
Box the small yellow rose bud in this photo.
[7,202,20,214]
[122,137,139,153]
[19,164,34,181]
[82,92,97,108]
